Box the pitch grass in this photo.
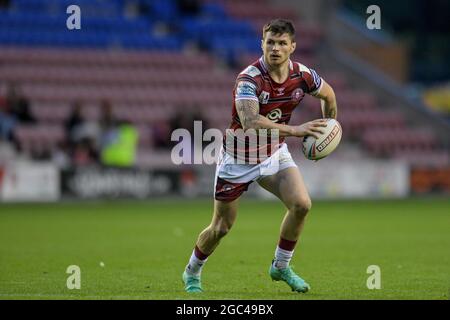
[0,198,449,300]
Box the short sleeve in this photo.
[235,80,258,102]
[297,62,323,96]
[234,65,262,102]
[307,68,323,96]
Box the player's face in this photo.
[262,32,296,67]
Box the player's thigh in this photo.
[210,198,239,229]
[257,166,311,210]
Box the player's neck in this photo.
[264,57,290,84]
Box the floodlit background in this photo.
[0,0,448,300]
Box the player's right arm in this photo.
[236,99,325,138]
[235,81,326,138]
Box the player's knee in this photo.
[290,198,312,218]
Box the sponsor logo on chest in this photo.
[275,87,285,96]
[266,108,282,122]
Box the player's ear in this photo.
[290,41,296,54]
[261,39,264,52]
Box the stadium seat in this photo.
[0,1,445,168]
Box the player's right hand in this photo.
[292,119,327,139]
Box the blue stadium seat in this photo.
[143,0,178,22]
[0,0,263,57]
[201,3,227,18]
[12,0,124,17]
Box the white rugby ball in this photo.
[302,118,342,160]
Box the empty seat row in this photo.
[11,0,124,17]
[0,12,151,33]
[224,2,298,23]
[0,30,183,50]
[0,65,235,88]
[362,128,439,154]
[20,84,232,105]
[339,110,405,136]
[0,47,214,69]
[392,150,450,167]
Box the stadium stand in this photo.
[0,0,448,172]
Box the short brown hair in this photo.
[262,19,296,41]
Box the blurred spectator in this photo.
[30,145,52,161]
[98,99,118,150]
[6,83,36,124]
[65,100,85,146]
[0,0,10,10]
[100,120,139,167]
[135,0,151,16]
[168,109,194,149]
[72,137,99,167]
[151,106,198,150]
[62,99,140,167]
[423,82,450,118]
[52,141,71,169]
[64,100,100,166]
[152,120,172,149]
[0,83,35,147]
[0,93,16,142]
[176,0,201,16]
[99,100,116,131]
[170,107,209,137]
[165,106,210,150]
[90,99,139,167]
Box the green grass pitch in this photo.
[0,198,449,300]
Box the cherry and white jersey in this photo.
[223,56,323,163]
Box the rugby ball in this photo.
[302,118,342,160]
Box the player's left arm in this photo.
[314,80,337,119]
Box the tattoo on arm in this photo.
[236,99,260,130]
[316,80,337,119]
[325,105,337,118]
[321,99,337,119]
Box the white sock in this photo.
[185,250,208,276]
[273,246,294,269]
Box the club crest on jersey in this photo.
[259,91,270,104]
[276,88,285,96]
[291,88,304,102]
[267,108,282,122]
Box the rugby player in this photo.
[182,19,337,293]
